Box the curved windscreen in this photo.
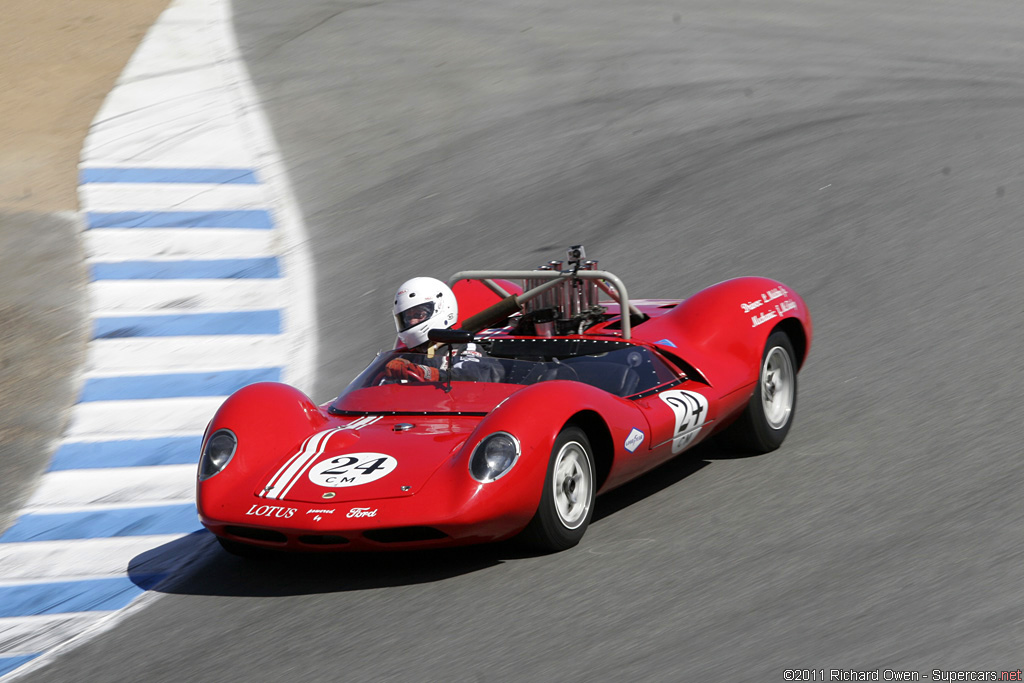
[336,342,680,400]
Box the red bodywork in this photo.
[197,276,812,551]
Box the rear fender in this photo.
[451,278,523,328]
[632,277,812,390]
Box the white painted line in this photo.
[66,397,224,439]
[23,466,197,510]
[17,501,195,515]
[83,228,279,260]
[85,335,288,374]
[0,536,190,582]
[207,0,318,391]
[0,0,320,676]
[90,280,284,314]
[0,613,114,656]
[80,183,267,213]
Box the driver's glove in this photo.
[385,358,440,382]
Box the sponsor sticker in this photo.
[347,507,378,518]
[308,452,398,488]
[245,504,296,519]
[624,428,645,453]
[658,389,710,454]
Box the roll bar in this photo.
[447,269,642,339]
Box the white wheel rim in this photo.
[552,441,592,529]
[761,346,794,430]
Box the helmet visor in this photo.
[398,302,435,331]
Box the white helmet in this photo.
[393,277,458,348]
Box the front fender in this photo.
[197,382,329,512]
[424,381,645,521]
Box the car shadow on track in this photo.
[128,439,753,597]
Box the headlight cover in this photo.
[199,429,237,480]
[469,432,521,483]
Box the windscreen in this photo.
[337,343,679,399]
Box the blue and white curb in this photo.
[0,0,315,677]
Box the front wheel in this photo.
[726,330,798,454]
[520,426,596,552]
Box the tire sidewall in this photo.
[750,330,798,451]
[525,426,596,551]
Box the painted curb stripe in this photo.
[48,438,202,471]
[84,229,277,260]
[0,656,38,677]
[81,168,258,184]
[79,368,281,402]
[0,506,199,544]
[0,576,164,619]
[0,613,113,657]
[90,258,280,280]
[86,210,273,229]
[93,310,281,338]
[0,0,318,675]
[0,536,197,582]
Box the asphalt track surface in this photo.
[26,0,1024,680]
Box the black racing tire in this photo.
[520,426,596,552]
[726,330,798,454]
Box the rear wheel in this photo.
[726,330,798,453]
[520,426,595,552]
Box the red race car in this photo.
[197,247,812,554]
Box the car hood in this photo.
[253,415,482,504]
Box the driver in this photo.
[387,277,501,383]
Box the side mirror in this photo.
[428,328,474,344]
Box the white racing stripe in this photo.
[261,416,382,500]
[276,417,382,499]
[261,428,343,500]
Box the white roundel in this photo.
[659,389,710,454]
[308,452,397,488]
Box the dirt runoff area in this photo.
[0,0,170,533]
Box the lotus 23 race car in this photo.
[197,246,812,554]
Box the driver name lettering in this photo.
[246,505,296,518]
[740,287,790,316]
[775,299,797,315]
[751,299,797,326]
